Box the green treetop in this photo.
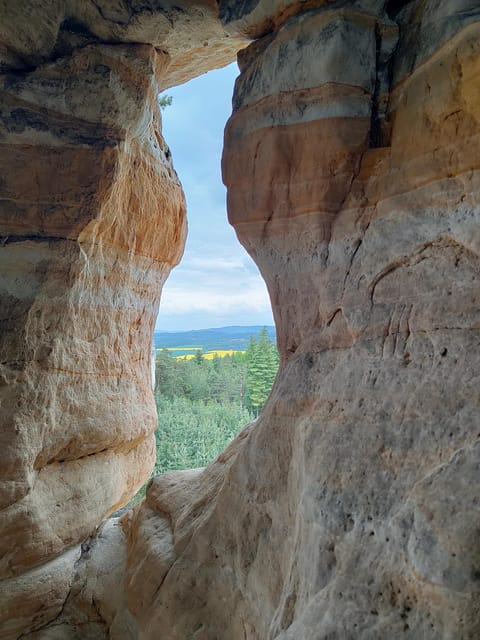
[245,327,279,415]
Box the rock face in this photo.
[0,37,186,639]
[221,3,480,638]
[0,1,479,639]
[0,1,244,88]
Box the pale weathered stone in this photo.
[0,35,186,636]
[0,546,80,639]
[1,1,479,639]
[0,0,245,88]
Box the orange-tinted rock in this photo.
[0,1,245,88]
[218,4,480,638]
[0,546,81,639]
[117,4,480,639]
[1,1,480,639]
[0,43,186,593]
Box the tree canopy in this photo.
[153,328,279,472]
[158,94,173,110]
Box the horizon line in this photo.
[154,323,276,333]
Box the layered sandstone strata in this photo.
[126,2,480,638]
[0,0,244,88]
[0,42,186,637]
[0,1,479,639]
[222,2,480,637]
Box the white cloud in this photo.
[160,278,271,316]
[154,64,275,331]
[184,255,246,272]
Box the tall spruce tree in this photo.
[246,327,278,415]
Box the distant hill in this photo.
[153,325,276,353]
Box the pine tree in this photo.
[246,327,278,415]
[158,94,173,110]
[147,336,278,480]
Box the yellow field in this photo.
[176,350,243,360]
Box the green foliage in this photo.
[193,349,204,365]
[152,328,279,474]
[154,396,252,473]
[155,350,248,405]
[245,327,279,414]
[158,93,173,110]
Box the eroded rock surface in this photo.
[1,1,479,639]
[0,0,244,88]
[0,38,186,639]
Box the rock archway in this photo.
[0,2,479,638]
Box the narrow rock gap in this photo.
[369,17,399,148]
[385,0,412,20]
[132,63,277,494]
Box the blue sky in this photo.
[156,63,274,331]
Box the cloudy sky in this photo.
[156,63,274,331]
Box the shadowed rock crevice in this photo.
[1,1,479,639]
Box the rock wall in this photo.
[0,36,187,640]
[220,3,480,638]
[0,1,479,639]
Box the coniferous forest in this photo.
[153,327,279,474]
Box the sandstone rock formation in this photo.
[0,27,187,640]
[1,1,479,639]
[0,0,243,88]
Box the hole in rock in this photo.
[130,65,278,504]
[386,0,412,19]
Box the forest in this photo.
[153,327,279,474]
